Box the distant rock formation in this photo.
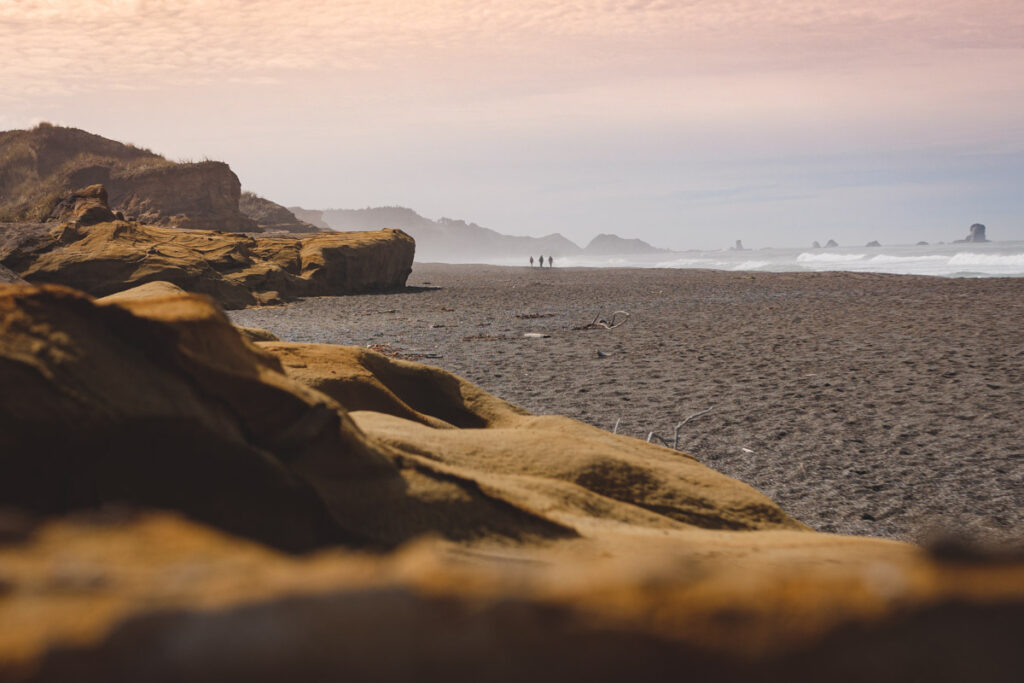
[0,124,257,232]
[584,233,665,255]
[956,223,989,243]
[917,241,929,246]
[288,206,332,230]
[311,206,584,261]
[825,239,839,247]
[1,190,414,308]
[731,239,746,251]
[239,192,322,233]
[812,241,821,249]
[865,240,881,247]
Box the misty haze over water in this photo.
[434,241,1024,278]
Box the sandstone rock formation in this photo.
[0,198,415,308]
[47,183,116,225]
[0,123,257,231]
[240,192,323,233]
[0,283,802,552]
[825,239,839,247]
[0,263,22,283]
[0,284,1021,681]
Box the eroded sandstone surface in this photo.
[0,211,414,308]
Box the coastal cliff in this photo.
[0,124,261,231]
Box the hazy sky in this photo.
[3,0,1023,249]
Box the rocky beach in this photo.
[231,263,1024,543]
[2,122,1021,680]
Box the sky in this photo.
[2,0,1023,249]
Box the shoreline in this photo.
[231,264,1024,543]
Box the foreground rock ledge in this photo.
[0,284,1021,682]
[0,218,414,308]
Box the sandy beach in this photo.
[230,264,1023,543]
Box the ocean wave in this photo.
[795,253,865,263]
[948,252,1024,266]
[654,258,716,268]
[866,254,948,264]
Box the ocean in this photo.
[472,241,1024,278]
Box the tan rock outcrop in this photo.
[0,284,1021,681]
[0,284,800,550]
[47,184,116,225]
[0,216,415,308]
[103,160,258,232]
[0,263,22,283]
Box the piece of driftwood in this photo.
[573,311,630,330]
[643,407,715,450]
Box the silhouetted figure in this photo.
[548,255,553,267]
[538,255,544,267]
[529,256,534,267]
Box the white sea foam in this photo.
[948,252,1024,266]
[866,254,947,264]
[733,260,770,270]
[796,252,865,263]
[440,242,1024,277]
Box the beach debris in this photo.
[514,312,555,319]
[523,332,551,339]
[366,343,441,361]
[678,406,715,428]
[645,407,716,450]
[366,343,402,357]
[573,310,630,330]
[612,418,621,434]
[461,334,511,342]
[596,349,610,358]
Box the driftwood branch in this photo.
[636,407,716,451]
[673,407,715,449]
[574,310,630,330]
[612,418,621,435]
[646,431,671,447]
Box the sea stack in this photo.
[966,223,988,243]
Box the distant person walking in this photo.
[538,255,545,267]
[548,255,553,267]
[529,256,534,267]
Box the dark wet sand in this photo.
[230,264,1024,543]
